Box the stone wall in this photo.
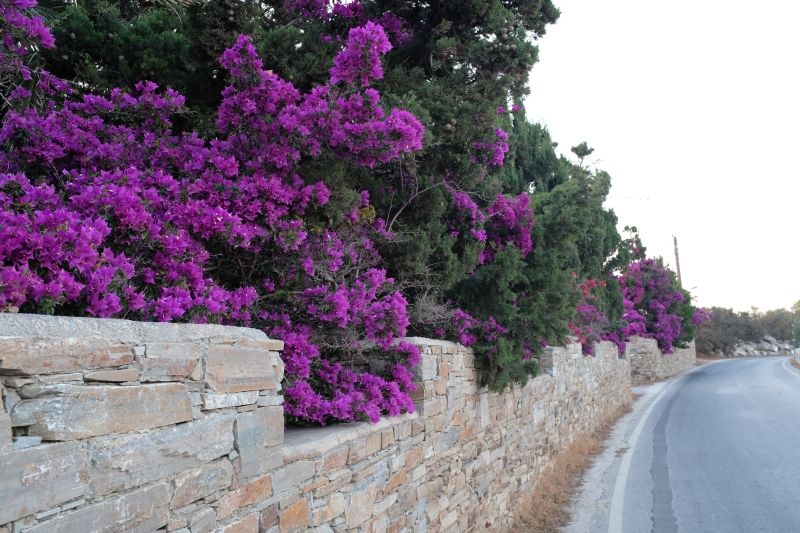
[0,315,630,533]
[626,336,695,386]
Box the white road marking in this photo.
[781,358,800,379]
[607,385,669,533]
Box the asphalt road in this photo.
[563,356,800,533]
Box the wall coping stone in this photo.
[283,413,418,459]
[399,336,463,348]
[0,313,270,345]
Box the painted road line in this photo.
[782,358,800,380]
[608,385,669,533]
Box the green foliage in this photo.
[695,306,794,354]
[449,128,641,373]
[29,0,651,390]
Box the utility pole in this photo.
[792,306,796,352]
[673,236,682,286]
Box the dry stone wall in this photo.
[626,336,695,386]
[0,315,631,533]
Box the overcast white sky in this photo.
[524,0,800,312]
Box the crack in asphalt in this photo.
[650,379,690,533]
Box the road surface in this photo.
[563,356,800,533]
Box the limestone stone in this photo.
[272,461,316,494]
[24,482,170,533]
[89,412,235,498]
[279,498,308,533]
[440,510,458,529]
[217,474,273,519]
[172,460,234,509]
[212,514,258,533]
[312,494,345,525]
[0,336,132,375]
[202,391,259,410]
[12,436,42,450]
[259,504,279,531]
[84,368,140,382]
[372,493,397,516]
[346,483,377,527]
[11,383,193,440]
[234,407,283,478]
[384,468,407,494]
[189,508,217,533]
[0,441,89,524]
[366,432,381,455]
[205,341,276,393]
[141,343,203,382]
[37,372,83,384]
[319,445,349,474]
[0,407,12,451]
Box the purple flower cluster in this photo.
[418,307,506,348]
[483,193,534,263]
[618,258,687,354]
[285,0,413,47]
[0,0,425,426]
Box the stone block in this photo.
[272,461,315,494]
[312,494,344,525]
[11,383,192,440]
[382,430,395,451]
[217,474,273,520]
[84,368,140,382]
[259,504,279,531]
[206,341,276,393]
[24,482,170,533]
[172,460,234,509]
[366,432,381,455]
[346,483,377,527]
[0,408,12,451]
[441,510,458,529]
[38,373,83,384]
[0,441,89,524]
[315,473,351,498]
[203,391,259,410]
[348,438,366,464]
[372,493,397,516]
[405,446,422,470]
[279,498,308,533]
[0,336,132,375]
[319,445,348,474]
[234,407,283,478]
[140,343,203,382]
[190,508,217,533]
[12,436,42,450]
[213,514,259,533]
[384,468,407,494]
[89,412,235,498]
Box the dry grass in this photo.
[791,357,800,372]
[511,401,633,533]
[695,356,722,366]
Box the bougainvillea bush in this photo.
[0,0,544,424]
[616,258,709,354]
[0,0,436,425]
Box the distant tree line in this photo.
[695,307,795,354]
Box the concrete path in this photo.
[562,356,800,533]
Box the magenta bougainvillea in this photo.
[617,258,709,354]
[0,0,430,425]
[0,0,540,426]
